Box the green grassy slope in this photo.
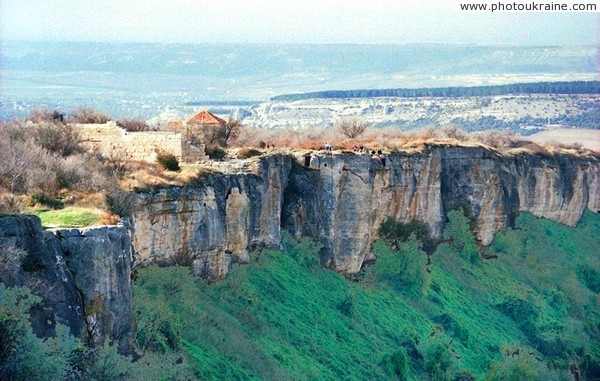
[133,211,600,380]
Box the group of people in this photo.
[351,145,384,156]
[351,145,366,153]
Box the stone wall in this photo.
[74,122,208,163]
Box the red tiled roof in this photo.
[187,110,226,125]
[167,120,184,127]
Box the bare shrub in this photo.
[0,194,24,215]
[0,139,52,192]
[440,125,468,141]
[237,148,262,159]
[69,107,111,124]
[56,154,110,192]
[27,107,64,123]
[556,141,584,151]
[25,166,59,194]
[105,187,136,218]
[474,131,519,149]
[31,122,82,157]
[0,126,111,195]
[0,120,28,142]
[156,150,180,171]
[104,153,130,179]
[337,118,367,139]
[117,118,150,132]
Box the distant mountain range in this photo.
[1,41,597,119]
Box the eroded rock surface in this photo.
[131,147,598,278]
[0,217,134,353]
[131,154,291,281]
[283,147,599,272]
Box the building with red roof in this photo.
[186,110,226,125]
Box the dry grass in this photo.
[120,161,205,191]
[234,125,597,158]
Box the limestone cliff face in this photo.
[58,226,133,353]
[0,217,134,353]
[283,147,599,273]
[0,147,596,352]
[131,154,291,281]
[130,147,598,277]
[282,151,444,273]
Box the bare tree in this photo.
[224,117,243,146]
[337,118,367,139]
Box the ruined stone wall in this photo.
[74,122,208,163]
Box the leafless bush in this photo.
[0,120,28,142]
[473,131,520,149]
[27,107,65,123]
[117,118,150,132]
[556,141,584,151]
[237,147,262,159]
[56,154,110,192]
[440,125,468,141]
[105,187,136,217]
[0,129,110,194]
[337,118,367,139]
[104,153,130,179]
[31,122,82,157]
[0,194,24,215]
[0,138,51,192]
[69,107,111,124]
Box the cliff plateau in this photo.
[133,146,599,276]
[0,145,598,352]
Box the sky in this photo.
[0,0,598,45]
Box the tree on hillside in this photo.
[223,117,243,146]
[337,118,367,139]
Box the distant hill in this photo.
[271,81,600,101]
[1,41,597,119]
[2,42,596,77]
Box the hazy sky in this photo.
[1,0,598,45]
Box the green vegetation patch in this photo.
[131,210,599,380]
[31,207,101,228]
[3,209,598,379]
